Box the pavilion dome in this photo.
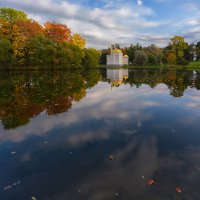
[124,55,129,57]
[112,49,123,54]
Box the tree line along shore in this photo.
[0,7,99,69]
[0,7,200,70]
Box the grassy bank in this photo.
[122,62,200,70]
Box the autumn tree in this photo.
[17,20,44,38]
[13,20,44,64]
[44,22,71,43]
[71,33,86,49]
[166,52,177,64]
[0,19,19,43]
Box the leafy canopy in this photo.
[0,7,27,24]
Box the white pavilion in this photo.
[106,49,129,66]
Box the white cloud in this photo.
[1,0,200,48]
[1,0,167,48]
[137,0,143,6]
[186,19,200,26]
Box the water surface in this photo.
[0,68,200,200]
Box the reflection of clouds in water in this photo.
[180,116,197,125]
[50,136,159,200]
[184,90,200,109]
[67,129,111,146]
[50,136,200,200]
[185,102,199,108]
[0,82,162,144]
[20,152,31,162]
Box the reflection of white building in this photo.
[107,68,129,87]
[194,52,197,61]
[106,49,129,66]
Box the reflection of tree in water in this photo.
[164,70,194,97]
[131,69,163,88]
[0,69,199,130]
[0,70,101,130]
[82,70,102,88]
[46,96,73,116]
[195,71,200,90]
[126,69,198,97]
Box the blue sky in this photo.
[1,0,200,48]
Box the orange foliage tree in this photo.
[44,22,71,43]
[17,20,44,38]
[0,19,19,43]
[13,20,44,64]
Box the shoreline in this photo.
[0,62,200,71]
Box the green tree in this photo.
[111,44,120,49]
[28,36,57,67]
[0,7,27,24]
[184,43,196,61]
[144,44,162,65]
[196,42,200,61]
[56,42,84,68]
[0,39,14,66]
[99,48,111,65]
[148,54,157,65]
[82,48,99,68]
[125,43,142,63]
[170,36,187,60]
[134,50,148,66]
[68,44,85,68]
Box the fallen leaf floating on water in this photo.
[109,155,114,160]
[31,196,37,200]
[176,187,183,193]
[4,185,12,191]
[147,179,155,186]
[4,181,21,191]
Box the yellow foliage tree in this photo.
[170,36,187,59]
[71,33,86,49]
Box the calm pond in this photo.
[0,68,200,200]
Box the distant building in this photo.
[106,49,129,66]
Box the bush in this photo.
[148,54,158,65]
[177,58,189,65]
